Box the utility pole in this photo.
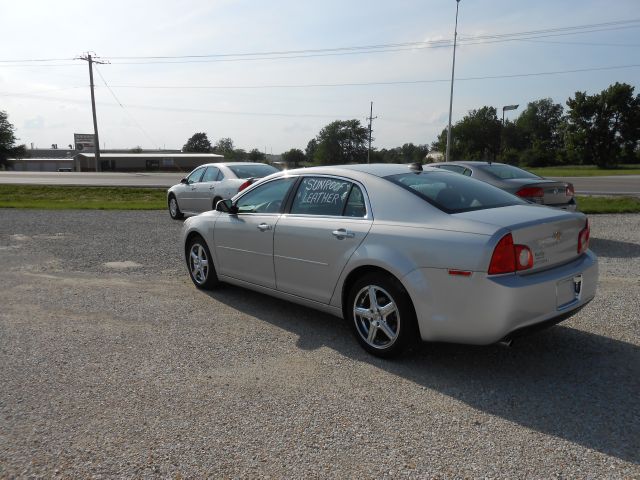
[366,101,377,164]
[77,53,107,172]
[445,0,461,162]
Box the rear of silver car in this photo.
[510,180,577,211]
[401,206,596,344]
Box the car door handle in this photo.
[257,223,272,231]
[209,186,216,190]
[332,229,355,239]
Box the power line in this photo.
[94,65,159,148]
[2,63,637,99]
[103,63,640,90]
[1,18,639,66]
[103,18,640,60]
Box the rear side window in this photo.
[385,171,525,213]
[478,164,540,180]
[437,164,466,175]
[201,166,220,182]
[290,177,353,216]
[227,164,278,179]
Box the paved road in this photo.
[549,175,640,196]
[0,210,638,477]
[0,171,639,195]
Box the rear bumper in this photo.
[402,250,598,345]
[499,301,589,343]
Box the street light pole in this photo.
[500,104,519,159]
[502,104,519,125]
[445,0,461,163]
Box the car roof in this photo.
[280,163,439,178]
[430,161,505,167]
[196,162,272,168]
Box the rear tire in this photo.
[169,195,184,220]
[347,272,418,358]
[186,235,219,290]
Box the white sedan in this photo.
[180,164,598,357]
[167,162,278,219]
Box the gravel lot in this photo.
[0,209,638,478]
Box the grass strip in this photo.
[576,195,640,214]
[0,185,638,214]
[0,185,166,210]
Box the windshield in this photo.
[228,164,278,179]
[385,171,526,213]
[477,164,541,180]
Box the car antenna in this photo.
[408,162,423,172]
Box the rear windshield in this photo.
[228,164,278,179]
[477,164,541,180]
[385,171,526,213]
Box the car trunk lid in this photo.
[455,205,586,272]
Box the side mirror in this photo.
[216,199,238,214]
[180,178,188,184]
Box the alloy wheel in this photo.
[353,285,400,349]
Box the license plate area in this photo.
[557,274,583,310]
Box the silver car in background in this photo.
[180,164,597,357]
[430,161,577,210]
[167,162,278,219]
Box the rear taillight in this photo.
[488,233,534,275]
[238,179,253,192]
[566,183,575,197]
[516,186,544,201]
[578,218,590,254]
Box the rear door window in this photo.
[201,166,220,183]
[290,177,353,217]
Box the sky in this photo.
[1,0,639,154]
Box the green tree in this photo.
[213,137,235,157]
[312,120,368,165]
[232,148,247,160]
[509,98,565,167]
[0,110,27,169]
[400,143,429,163]
[372,143,429,163]
[182,132,212,153]
[281,148,306,168]
[565,82,640,167]
[248,148,266,162]
[305,138,318,162]
[433,107,502,160]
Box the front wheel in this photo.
[347,273,418,357]
[186,235,219,290]
[169,195,184,220]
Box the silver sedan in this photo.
[180,164,597,357]
[430,161,577,210]
[167,162,278,219]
